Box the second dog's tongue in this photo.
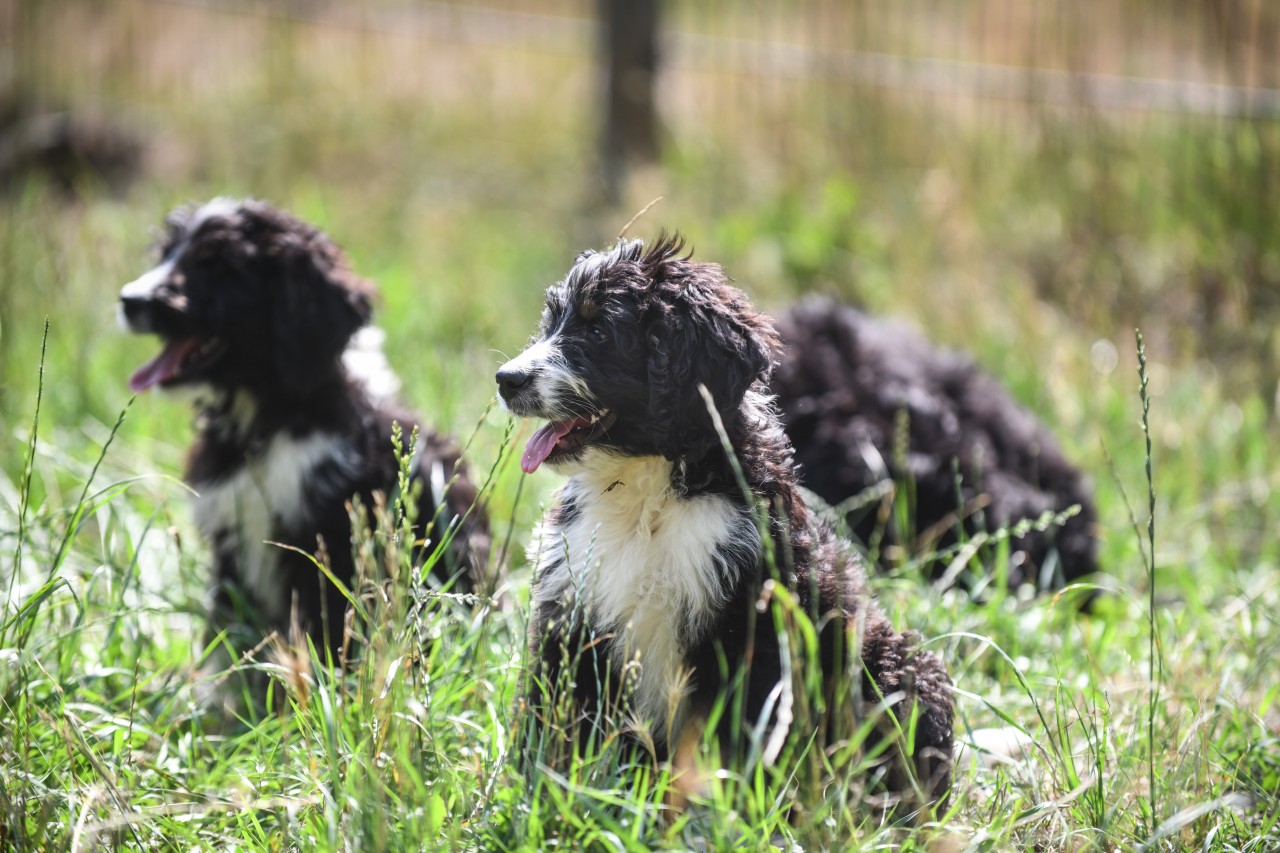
[522,418,582,474]
[129,338,201,393]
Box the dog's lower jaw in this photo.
[541,443,626,478]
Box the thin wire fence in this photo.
[7,1,1279,124]
[3,0,1277,391]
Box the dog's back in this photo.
[774,296,1098,593]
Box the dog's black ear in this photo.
[271,232,374,393]
[646,267,779,461]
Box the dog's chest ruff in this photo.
[532,457,759,731]
[193,431,353,620]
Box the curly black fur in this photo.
[773,296,1098,593]
[498,236,953,809]
[120,199,491,661]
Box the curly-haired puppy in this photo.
[496,237,953,807]
[119,198,490,660]
[773,296,1097,593]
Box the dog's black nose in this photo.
[118,295,153,330]
[496,366,530,400]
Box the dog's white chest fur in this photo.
[532,454,759,733]
[193,432,351,621]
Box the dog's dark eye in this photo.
[587,323,607,343]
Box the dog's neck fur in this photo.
[533,452,761,736]
[667,388,798,503]
[198,369,349,439]
[184,350,388,474]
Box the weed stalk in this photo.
[1136,329,1161,827]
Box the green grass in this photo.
[3,4,1280,849]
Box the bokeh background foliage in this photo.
[1,1,1278,849]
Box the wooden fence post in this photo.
[599,0,661,203]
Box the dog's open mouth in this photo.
[522,409,617,474]
[129,337,228,393]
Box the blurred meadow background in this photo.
[1,0,1278,849]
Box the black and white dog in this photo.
[773,297,1098,593]
[496,236,953,805]
[119,198,490,661]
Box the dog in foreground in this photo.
[119,198,490,664]
[774,297,1098,594]
[497,236,953,808]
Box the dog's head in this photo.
[118,198,374,398]
[496,234,780,474]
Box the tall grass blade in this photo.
[4,318,49,650]
[47,398,133,579]
[1135,328,1163,830]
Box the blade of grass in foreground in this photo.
[46,397,134,578]
[1136,329,1163,835]
[5,319,49,650]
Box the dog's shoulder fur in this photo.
[500,236,952,808]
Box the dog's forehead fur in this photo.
[541,234,723,329]
[149,198,375,310]
[542,238,641,327]
[159,197,248,256]
[156,198,340,268]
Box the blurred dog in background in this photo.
[119,198,491,667]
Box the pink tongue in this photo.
[522,419,582,474]
[129,338,203,392]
